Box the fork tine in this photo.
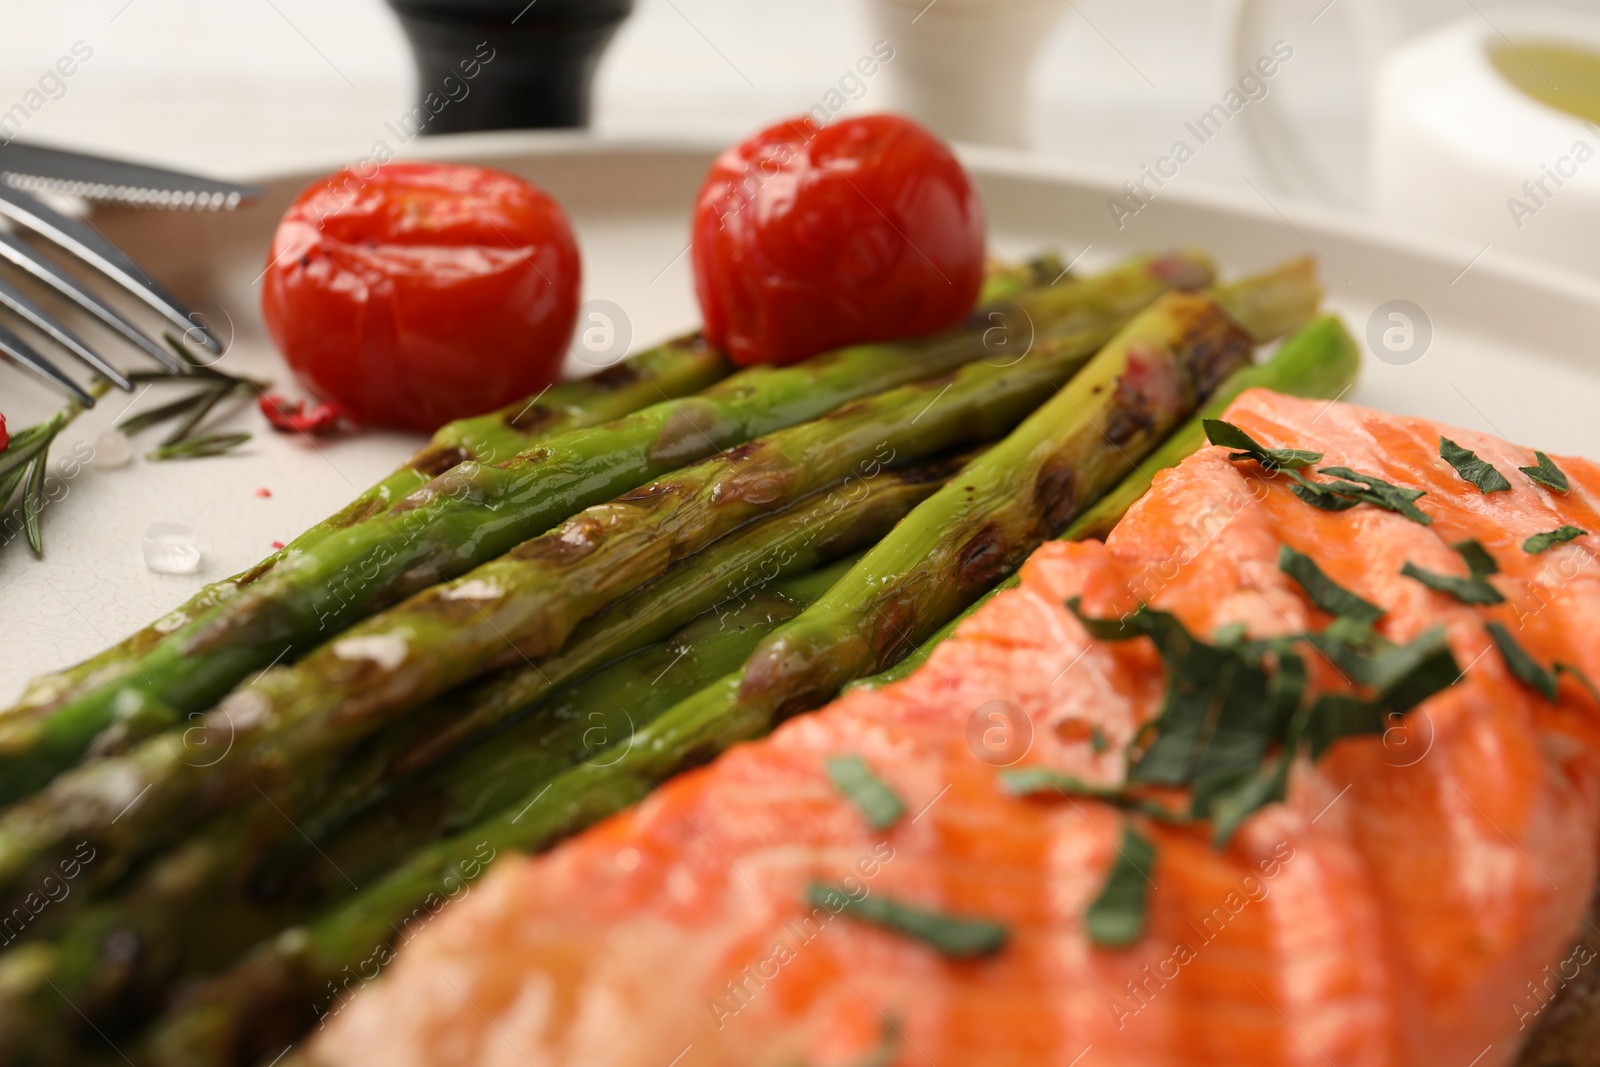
[0,274,132,391]
[0,318,93,406]
[0,229,186,374]
[0,184,222,355]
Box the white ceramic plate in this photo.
[5,131,1600,706]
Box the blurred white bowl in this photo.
[1374,8,1600,277]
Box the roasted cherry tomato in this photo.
[691,113,985,367]
[262,161,580,433]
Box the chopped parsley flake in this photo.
[807,883,1009,959]
[825,755,905,831]
[1279,545,1385,623]
[1203,419,1322,470]
[1519,451,1570,493]
[1084,823,1157,948]
[1524,526,1586,554]
[1399,561,1504,605]
[1439,436,1511,493]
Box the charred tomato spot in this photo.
[409,444,471,478]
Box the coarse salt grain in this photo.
[142,523,200,575]
[91,431,133,470]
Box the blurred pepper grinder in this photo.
[387,0,635,132]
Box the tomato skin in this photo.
[691,114,985,367]
[261,162,580,433]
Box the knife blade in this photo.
[0,141,262,211]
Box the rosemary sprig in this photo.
[122,350,269,451]
[145,432,255,461]
[0,379,110,555]
[1,340,271,557]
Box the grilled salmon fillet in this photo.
[303,390,1600,1067]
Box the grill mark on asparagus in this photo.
[956,522,1015,595]
[1034,458,1080,533]
[409,443,472,478]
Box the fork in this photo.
[0,144,262,407]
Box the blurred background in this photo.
[1,1,1359,198]
[14,0,1600,274]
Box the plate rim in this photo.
[209,127,1600,312]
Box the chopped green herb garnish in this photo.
[1451,539,1499,578]
[998,768,1191,823]
[1557,662,1600,705]
[1066,597,1146,643]
[1194,425,1435,524]
[1057,597,1465,919]
[1439,436,1511,493]
[1487,621,1558,701]
[1279,545,1385,623]
[1089,724,1110,754]
[824,755,905,831]
[1304,618,1394,686]
[1399,561,1504,605]
[1524,526,1586,554]
[1211,621,1249,647]
[1314,467,1433,525]
[1301,627,1457,758]
[806,883,1009,959]
[1085,823,1157,947]
[1288,476,1361,512]
[1194,753,1294,848]
[1203,419,1322,470]
[1519,451,1570,493]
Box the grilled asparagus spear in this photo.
[2,337,727,728]
[0,304,1121,905]
[0,253,1210,804]
[0,259,1058,746]
[0,553,866,1067]
[132,262,1316,1067]
[849,313,1363,691]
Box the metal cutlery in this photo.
[0,141,263,407]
